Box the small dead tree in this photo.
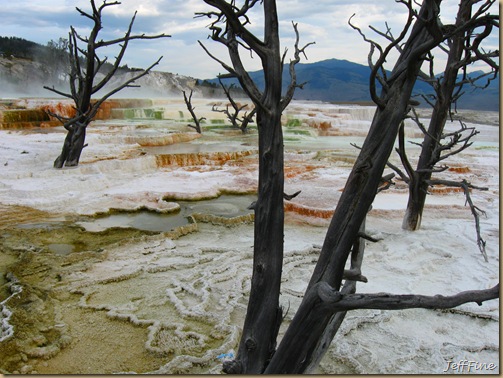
[44,0,170,168]
[182,89,205,133]
[392,112,491,260]
[200,0,498,374]
[212,78,256,133]
[389,0,499,234]
[378,0,498,261]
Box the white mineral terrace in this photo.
[0,98,499,374]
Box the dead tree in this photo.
[183,89,205,133]
[267,1,499,373]
[44,0,170,168]
[200,0,498,374]
[380,0,498,261]
[266,2,448,372]
[198,0,312,373]
[390,0,499,234]
[392,112,491,260]
[212,78,256,133]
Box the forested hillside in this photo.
[0,36,44,59]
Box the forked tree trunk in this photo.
[305,216,368,372]
[401,108,453,232]
[265,1,443,373]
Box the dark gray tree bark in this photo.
[44,0,169,168]
[199,0,499,374]
[198,1,311,373]
[265,0,455,373]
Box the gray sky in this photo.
[0,0,499,79]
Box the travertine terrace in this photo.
[0,98,499,374]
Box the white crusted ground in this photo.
[0,99,499,374]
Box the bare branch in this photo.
[386,160,410,183]
[434,122,479,163]
[89,56,163,120]
[281,21,315,110]
[426,178,488,261]
[396,121,416,181]
[342,269,368,283]
[43,86,73,99]
[198,40,262,106]
[201,0,268,58]
[183,90,204,134]
[316,282,499,311]
[348,0,416,108]
[283,190,301,201]
[212,78,256,132]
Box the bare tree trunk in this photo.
[305,216,368,373]
[183,90,204,133]
[401,111,446,230]
[232,106,284,374]
[402,0,472,230]
[54,121,87,168]
[231,2,287,369]
[265,1,444,373]
[198,1,289,372]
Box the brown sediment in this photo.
[129,132,202,147]
[192,212,254,226]
[0,109,51,129]
[448,166,471,173]
[429,185,469,194]
[306,119,369,137]
[163,219,199,239]
[32,307,167,374]
[307,120,332,135]
[0,204,63,229]
[284,202,334,219]
[320,128,368,137]
[284,164,318,179]
[0,215,190,374]
[155,150,257,167]
[39,102,76,121]
[0,98,157,130]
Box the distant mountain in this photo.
[417,70,500,112]
[1,36,498,110]
[206,58,373,103]
[207,58,499,111]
